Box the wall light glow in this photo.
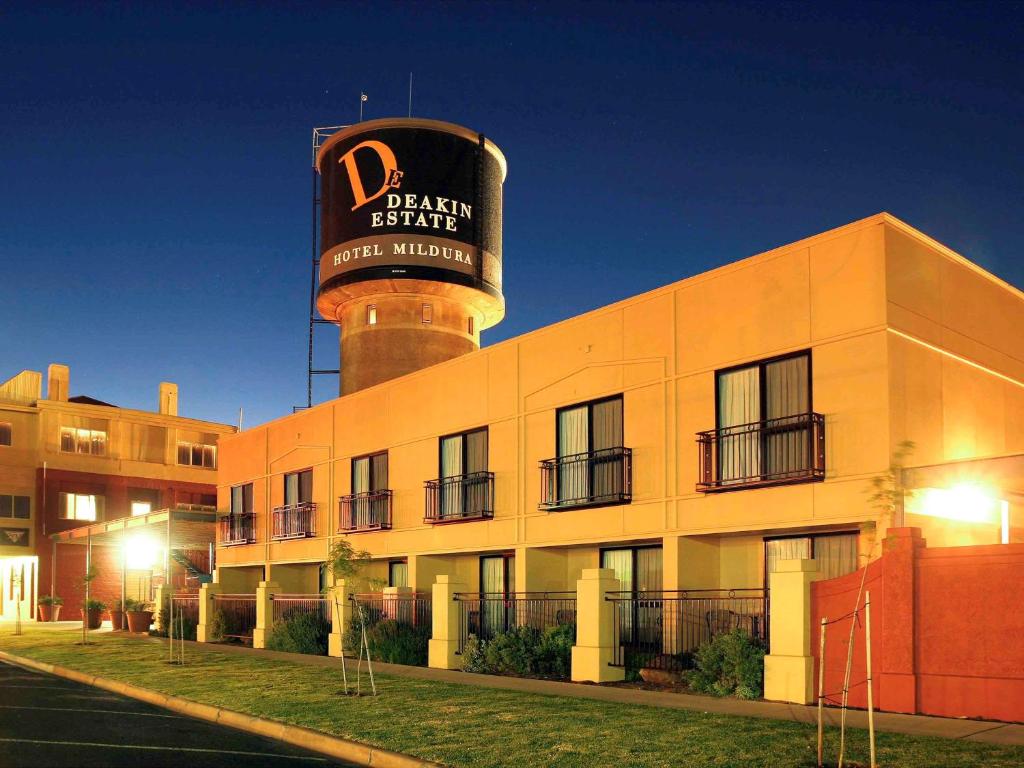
[124,535,160,570]
[915,484,1000,524]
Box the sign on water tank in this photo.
[316,119,505,298]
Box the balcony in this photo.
[425,471,495,523]
[219,513,255,546]
[271,502,317,540]
[338,490,392,532]
[539,447,632,511]
[696,412,825,492]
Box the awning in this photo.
[49,505,216,549]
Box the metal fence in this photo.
[211,593,257,642]
[338,490,393,532]
[271,502,317,540]
[271,593,332,629]
[171,593,200,627]
[696,412,825,491]
[424,472,495,522]
[539,447,632,510]
[455,592,578,654]
[607,589,769,671]
[350,592,432,631]
[219,513,256,545]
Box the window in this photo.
[366,304,377,325]
[764,532,859,584]
[422,304,432,323]
[438,427,488,518]
[284,469,313,506]
[389,560,408,588]
[0,495,30,519]
[352,452,388,495]
[58,492,103,521]
[231,483,254,515]
[0,423,11,446]
[554,395,625,504]
[467,316,475,335]
[480,553,516,635]
[60,427,107,456]
[716,351,811,484]
[601,546,662,644]
[128,488,160,517]
[177,441,217,468]
[130,502,151,517]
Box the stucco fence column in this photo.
[327,579,351,658]
[763,558,819,704]
[253,580,279,649]
[153,584,170,633]
[428,575,467,670]
[571,567,624,683]
[196,581,223,643]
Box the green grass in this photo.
[1,628,1021,768]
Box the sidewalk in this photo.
[152,635,1024,747]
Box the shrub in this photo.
[83,598,106,611]
[206,607,227,642]
[686,629,766,699]
[462,624,574,679]
[346,618,430,666]
[39,595,64,606]
[266,609,330,655]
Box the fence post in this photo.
[571,567,624,683]
[327,579,350,658]
[764,558,819,704]
[428,575,466,670]
[196,581,222,643]
[253,580,279,649]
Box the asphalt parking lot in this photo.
[0,660,356,768]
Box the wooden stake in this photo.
[865,591,876,768]
[818,616,827,768]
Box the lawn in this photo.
[1,627,1021,768]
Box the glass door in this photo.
[480,554,515,638]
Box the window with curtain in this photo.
[602,546,662,643]
[351,452,388,527]
[231,483,253,515]
[58,492,103,521]
[389,560,408,588]
[0,422,11,446]
[480,554,515,637]
[716,352,810,483]
[764,532,859,585]
[439,428,487,519]
[284,469,313,506]
[555,396,624,503]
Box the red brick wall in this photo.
[50,543,123,613]
[811,528,1024,723]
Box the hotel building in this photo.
[211,213,1024,610]
[0,365,235,620]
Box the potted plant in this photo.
[38,595,64,622]
[82,598,106,630]
[126,601,155,633]
[108,598,138,630]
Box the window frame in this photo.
[230,483,254,515]
[762,530,859,588]
[283,468,313,506]
[388,559,409,588]
[58,492,104,522]
[0,422,11,447]
[176,441,217,468]
[351,450,389,494]
[0,495,31,520]
[554,394,624,459]
[437,426,489,480]
[60,426,107,456]
[714,350,813,431]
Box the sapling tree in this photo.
[323,539,377,694]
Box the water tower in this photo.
[314,118,507,395]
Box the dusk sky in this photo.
[2,1,1021,428]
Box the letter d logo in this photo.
[338,141,403,211]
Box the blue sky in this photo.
[1,1,1021,426]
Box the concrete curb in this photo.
[0,649,442,768]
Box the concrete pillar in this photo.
[327,579,351,658]
[408,554,453,594]
[153,584,170,633]
[253,580,279,649]
[196,581,223,643]
[763,558,819,704]
[571,567,624,683]
[428,574,467,670]
[514,546,569,592]
[158,382,178,416]
[663,534,721,591]
[879,527,924,714]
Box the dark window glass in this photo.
[13,496,29,519]
[0,423,11,446]
[285,470,313,505]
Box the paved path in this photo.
[0,660,356,768]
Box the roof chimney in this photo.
[159,382,178,416]
[47,364,69,402]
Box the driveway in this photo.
[0,660,356,767]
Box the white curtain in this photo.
[352,457,371,527]
[558,406,588,502]
[480,556,509,637]
[593,398,624,498]
[765,537,812,581]
[765,356,810,477]
[813,534,859,580]
[440,435,464,519]
[718,367,760,482]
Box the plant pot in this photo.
[109,609,126,630]
[38,604,62,622]
[83,608,103,630]
[125,610,154,633]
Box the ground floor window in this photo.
[764,532,859,583]
[389,560,408,588]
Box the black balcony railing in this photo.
[696,412,825,492]
[424,471,495,523]
[218,513,255,546]
[539,447,632,511]
[271,502,317,540]
[338,490,392,532]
